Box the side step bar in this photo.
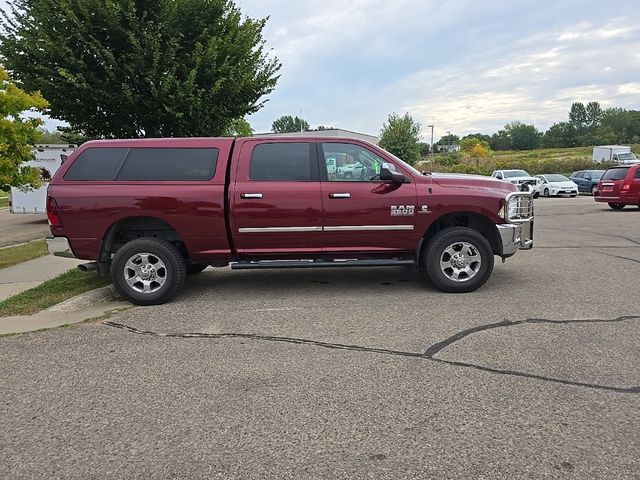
[230,259,415,270]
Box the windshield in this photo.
[503,170,530,178]
[588,170,605,179]
[544,174,570,182]
[601,167,630,181]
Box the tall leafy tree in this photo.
[0,0,281,138]
[271,115,309,133]
[569,102,588,133]
[0,67,48,190]
[585,101,602,129]
[378,113,421,165]
[504,121,540,150]
[542,122,577,148]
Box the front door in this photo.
[318,141,419,254]
[230,140,324,256]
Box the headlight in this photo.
[508,197,520,219]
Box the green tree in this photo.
[435,133,460,152]
[585,101,602,129]
[224,118,253,137]
[0,0,281,138]
[569,102,588,133]
[542,122,577,148]
[0,67,49,190]
[504,121,540,150]
[489,130,511,150]
[36,128,64,144]
[378,113,422,165]
[271,115,309,133]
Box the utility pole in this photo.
[428,123,434,162]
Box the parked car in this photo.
[535,174,578,197]
[46,136,534,305]
[570,170,606,195]
[337,161,370,179]
[491,169,541,197]
[593,164,640,209]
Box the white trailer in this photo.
[592,145,638,164]
[9,145,75,214]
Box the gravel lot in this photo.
[1,196,638,479]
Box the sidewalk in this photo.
[0,254,81,301]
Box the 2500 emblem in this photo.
[390,205,415,216]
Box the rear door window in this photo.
[117,148,218,181]
[249,143,315,181]
[64,148,128,180]
[601,167,630,181]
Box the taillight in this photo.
[621,181,631,192]
[46,196,62,228]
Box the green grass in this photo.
[0,240,48,269]
[0,196,8,208]
[0,269,111,318]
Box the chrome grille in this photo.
[506,192,534,223]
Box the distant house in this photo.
[253,128,379,145]
[439,143,460,153]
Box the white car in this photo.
[535,174,578,197]
[337,161,369,179]
[491,169,541,197]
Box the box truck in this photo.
[9,145,75,214]
[592,145,638,164]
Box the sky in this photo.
[3,0,640,141]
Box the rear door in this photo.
[600,166,631,197]
[318,141,419,254]
[230,140,324,255]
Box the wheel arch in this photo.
[417,211,501,266]
[97,216,186,275]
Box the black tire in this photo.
[608,203,625,210]
[111,237,186,306]
[533,192,539,198]
[186,263,208,275]
[543,188,550,198]
[423,227,494,293]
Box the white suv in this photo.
[491,169,541,198]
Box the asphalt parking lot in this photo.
[0,209,49,247]
[1,196,638,479]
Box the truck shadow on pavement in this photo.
[104,315,640,396]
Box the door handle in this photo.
[329,193,351,199]
[241,193,263,199]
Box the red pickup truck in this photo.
[46,137,534,305]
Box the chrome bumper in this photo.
[497,220,534,257]
[46,236,76,258]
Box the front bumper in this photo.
[497,220,534,257]
[46,236,76,258]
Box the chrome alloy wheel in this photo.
[123,253,167,294]
[439,241,482,282]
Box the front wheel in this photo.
[112,237,187,306]
[423,227,494,293]
[608,203,625,210]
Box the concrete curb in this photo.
[0,285,131,335]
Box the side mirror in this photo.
[380,163,405,184]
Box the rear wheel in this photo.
[423,227,494,293]
[112,237,186,305]
[608,203,625,210]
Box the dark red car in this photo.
[594,164,640,209]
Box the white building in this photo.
[253,128,379,145]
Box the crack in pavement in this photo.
[103,315,640,395]
[594,250,640,265]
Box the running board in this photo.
[230,259,415,270]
